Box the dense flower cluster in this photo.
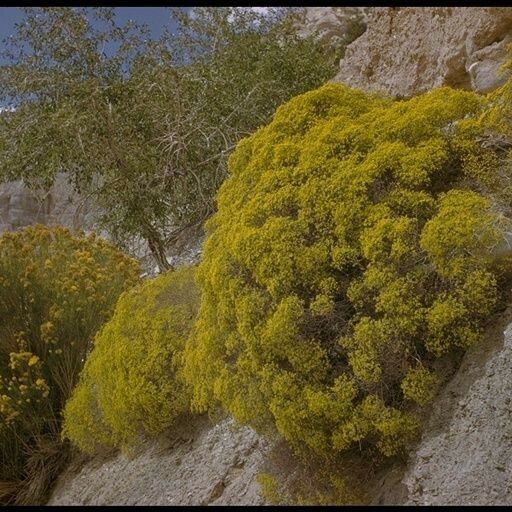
[182,83,506,461]
[62,266,199,453]
[0,225,139,504]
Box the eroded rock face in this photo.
[373,309,512,505]
[48,416,271,506]
[336,7,512,97]
[401,312,512,505]
[297,7,369,46]
[0,174,95,233]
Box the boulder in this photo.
[297,7,369,46]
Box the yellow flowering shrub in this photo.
[183,83,507,475]
[63,266,199,453]
[0,225,139,504]
[257,470,364,506]
[401,367,439,406]
[452,44,512,220]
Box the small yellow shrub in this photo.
[401,366,440,406]
[183,83,506,468]
[257,467,366,506]
[63,266,199,453]
[0,225,139,504]
[256,473,283,505]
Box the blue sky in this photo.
[0,7,188,109]
[0,7,273,47]
[0,7,185,48]
[0,7,271,109]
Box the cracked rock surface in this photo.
[336,7,512,97]
[401,311,512,506]
[48,415,271,506]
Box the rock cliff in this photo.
[401,310,512,505]
[336,7,512,97]
[0,174,95,233]
[372,307,512,505]
[296,7,369,46]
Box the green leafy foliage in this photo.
[0,7,341,270]
[0,225,139,504]
[183,83,507,469]
[62,266,199,453]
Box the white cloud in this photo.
[227,7,273,24]
[185,7,277,28]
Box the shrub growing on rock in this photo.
[183,83,507,466]
[63,266,199,454]
[0,225,139,504]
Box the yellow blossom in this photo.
[28,355,40,367]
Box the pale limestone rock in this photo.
[400,314,512,505]
[48,416,272,506]
[296,7,369,46]
[336,7,512,97]
[468,35,512,93]
[0,174,95,233]
[373,309,512,505]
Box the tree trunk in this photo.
[142,223,172,272]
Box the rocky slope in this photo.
[401,310,512,506]
[41,7,512,506]
[336,7,512,96]
[49,416,271,506]
[373,307,512,505]
[48,307,512,506]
